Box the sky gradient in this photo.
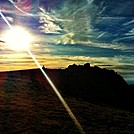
[0,0,134,84]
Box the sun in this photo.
[3,26,33,50]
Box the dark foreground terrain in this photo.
[0,68,134,133]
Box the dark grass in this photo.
[0,69,134,134]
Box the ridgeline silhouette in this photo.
[43,63,134,111]
[1,65,134,133]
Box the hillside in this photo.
[44,64,133,111]
[0,66,134,133]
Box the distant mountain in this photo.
[45,63,127,96]
[0,63,133,111]
[43,63,133,111]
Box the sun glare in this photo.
[3,26,33,50]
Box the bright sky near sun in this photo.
[0,0,134,84]
[2,26,33,50]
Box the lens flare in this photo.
[3,26,33,50]
[0,9,85,134]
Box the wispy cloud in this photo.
[38,8,63,34]
[125,28,134,36]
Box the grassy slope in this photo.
[0,69,134,134]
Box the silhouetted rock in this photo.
[46,63,132,111]
[84,63,90,68]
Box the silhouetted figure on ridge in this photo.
[42,65,45,70]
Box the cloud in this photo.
[94,0,134,17]
[5,16,14,23]
[123,20,134,26]
[36,0,134,49]
[0,40,5,43]
[38,8,63,34]
[46,0,99,43]
[125,28,134,36]
[115,65,134,72]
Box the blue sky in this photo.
[0,0,134,84]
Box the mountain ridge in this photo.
[0,63,134,133]
[0,63,133,111]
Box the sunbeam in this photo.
[0,9,85,134]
